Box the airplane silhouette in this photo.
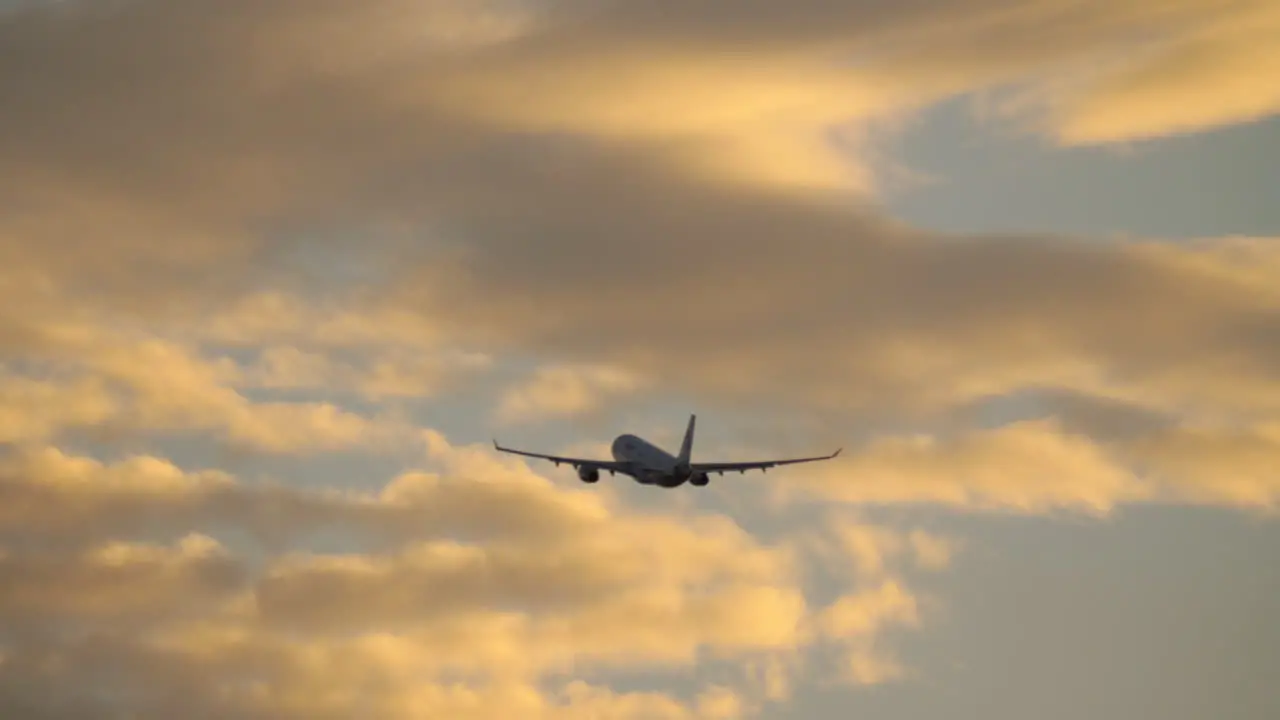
[494,414,840,488]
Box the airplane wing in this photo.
[492,440,633,472]
[691,448,842,475]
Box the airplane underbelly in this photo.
[627,466,667,484]
[612,436,677,484]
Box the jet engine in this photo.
[690,473,709,487]
[577,466,600,483]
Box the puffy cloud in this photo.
[0,333,414,453]
[817,581,921,642]
[0,372,117,444]
[780,516,955,687]
[0,439,615,551]
[0,288,493,453]
[815,580,922,685]
[0,438,935,718]
[1,2,1277,714]
[0,534,243,629]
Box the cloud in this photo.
[0,372,117,444]
[243,344,492,400]
[1,2,1277,714]
[1125,422,1280,509]
[788,419,1151,514]
[780,417,1280,513]
[195,291,448,352]
[496,362,647,424]
[0,438,937,718]
[4,0,1273,302]
[801,515,961,582]
[0,332,414,453]
[0,437,618,552]
[406,188,1280,424]
[430,44,909,194]
[3,0,1278,439]
[420,0,1280,153]
[815,580,922,685]
[802,520,909,581]
[0,288,494,453]
[910,530,959,571]
[0,534,243,630]
[1034,0,1280,143]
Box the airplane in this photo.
[493,414,841,488]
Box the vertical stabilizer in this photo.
[677,414,696,465]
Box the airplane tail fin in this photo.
[677,414,696,465]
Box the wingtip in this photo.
[832,447,843,458]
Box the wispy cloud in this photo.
[496,363,646,424]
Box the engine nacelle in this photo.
[690,473,709,487]
[578,466,600,483]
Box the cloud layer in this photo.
[0,437,949,718]
[3,0,1277,435]
[1,0,1277,716]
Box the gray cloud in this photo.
[2,2,1276,718]
[397,148,1280,422]
[0,0,1275,451]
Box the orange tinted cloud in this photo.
[1,2,1277,715]
[0,437,938,717]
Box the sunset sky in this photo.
[1,1,1278,718]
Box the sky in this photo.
[1,0,1278,718]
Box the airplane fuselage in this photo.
[609,434,703,487]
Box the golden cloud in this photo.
[496,362,647,424]
[1042,0,1280,143]
[3,0,1273,304]
[0,0,1272,532]
[1,2,1277,714]
[1125,422,1280,509]
[778,417,1280,513]
[0,534,242,628]
[787,419,1151,513]
[0,333,416,453]
[2,0,1277,437]
[815,580,922,685]
[0,437,938,717]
